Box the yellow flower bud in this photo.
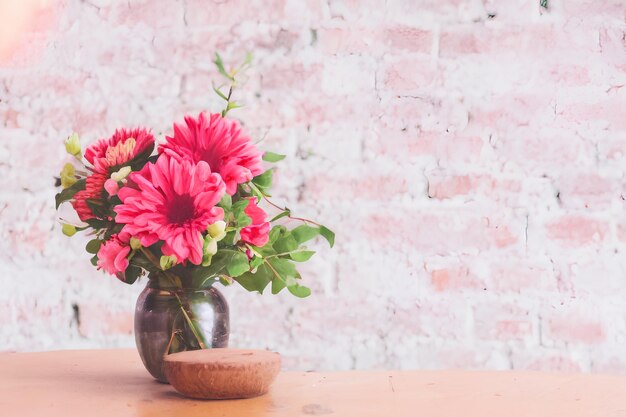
[62,224,77,236]
[160,255,177,270]
[203,237,218,256]
[110,166,132,182]
[60,163,77,189]
[207,220,227,241]
[65,133,81,157]
[129,237,141,250]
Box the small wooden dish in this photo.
[163,348,281,400]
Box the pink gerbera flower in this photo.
[85,127,155,174]
[159,112,263,195]
[240,198,270,247]
[97,232,131,278]
[115,155,226,265]
[72,172,107,221]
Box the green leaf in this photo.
[291,225,320,244]
[249,183,264,200]
[90,254,98,266]
[55,178,86,209]
[242,51,253,67]
[271,274,286,294]
[85,199,108,219]
[267,257,297,280]
[212,84,228,101]
[226,101,243,111]
[273,233,298,253]
[234,263,272,293]
[218,194,232,209]
[85,218,111,229]
[287,283,311,298]
[290,250,315,262]
[85,239,102,254]
[191,249,242,287]
[250,256,264,270]
[263,152,286,163]
[270,209,291,222]
[226,250,250,277]
[130,254,158,272]
[252,169,273,189]
[254,243,277,257]
[214,53,233,80]
[232,199,251,227]
[319,225,335,248]
[269,225,287,244]
[121,265,142,285]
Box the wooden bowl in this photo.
[163,349,281,400]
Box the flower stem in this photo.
[139,247,207,350]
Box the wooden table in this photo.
[1,349,625,416]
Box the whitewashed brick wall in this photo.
[1,0,626,372]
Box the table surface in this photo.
[1,349,626,417]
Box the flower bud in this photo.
[110,166,132,182]
[60,163,77,189]
[207,220,227,241]
[65,133,81,157]
[62,224,77,236]
[129,237,141,250]
[203,236,218,256]
[104,179,119,196]
[160,255,177,270]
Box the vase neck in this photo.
[147,270,212,291]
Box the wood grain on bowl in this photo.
[163,348,281,400]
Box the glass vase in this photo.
[134,278,229,383]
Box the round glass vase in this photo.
[134,277,229,383]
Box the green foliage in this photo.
[291,225,320,244]
[129,252,159,273]
[540,0,547,9]
[121,265,142,285]
[226,250,250,277]
[231,199,251,227]
[319,226,335,248]
[191,249,248,288]
[290,250,315,262]
[85,239,102,254]
[218,194,232,209]
[234,263,273,293]
[55,178,85,209]
[262,152,286,162]
[273,233,298,253]
[270,209,291,222]
[252,169,273,194]
[214,53,233,81]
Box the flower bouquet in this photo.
[55,55,333,381]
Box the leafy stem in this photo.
[139,247,207,350]
[263,258,288,286]
[250,182,323,227]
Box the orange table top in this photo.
[1,349,625,416]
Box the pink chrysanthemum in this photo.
[71,172,107,221]
[115,155,226,265]
[85,127,155,174]
[97,232,131,277]
[159,112,263,195]
[240,198,270,247]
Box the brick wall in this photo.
[1,0,625,372]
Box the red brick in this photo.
[545,215,609,247]
[548,317,606,345]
